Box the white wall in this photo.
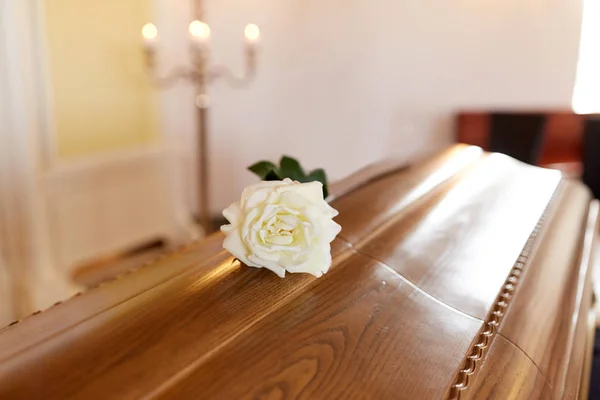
[164,0,584,215]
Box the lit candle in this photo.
[244,24,260,46]
[189,20,211,50]
[141,23,158,49]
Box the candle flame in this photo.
[244,24,260,41]
[142,23,158,40]
[189,20,210,39]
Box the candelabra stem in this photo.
[194,39,211,232]
[142,0,258,234]
[196,100,210,233]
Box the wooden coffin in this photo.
[0,144,597,400]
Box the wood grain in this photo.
[0,233,226,361]
[355,154,561,319]
[0,145,594,400]
[0,238,352,399]
[561,201,597,400]
[333,145,483,244]
[497,182,595,394]
[151,253,483,400]
[460,335,552,400]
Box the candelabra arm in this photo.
[206,48,257,89]
[207,66,255,88]
[146,66,200,88]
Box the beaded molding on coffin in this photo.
[447,187,559,400]
[2,241,203,329]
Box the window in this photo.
[572,0,600,114]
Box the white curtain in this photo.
[0,0,77,323]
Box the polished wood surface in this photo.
[497,184,597,396]
[0,145,595,399]
[343,153,561,319]
[459,334,553,399]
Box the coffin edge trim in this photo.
[446,183,561,400]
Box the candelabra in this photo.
[141,13,260,234]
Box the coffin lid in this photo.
[0,144,596,399]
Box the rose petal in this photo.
[274,221,294,231]
[242,208,261,243]
[258,244,302,253]
[279,190,312,209]
[220,224,235,234]
[241,180,294,209]
[249,205,277,237]
[222,201,243,227]
[302,206,323,238]
[222,179,341,279]
[266,235,294,245]
[248,254,286,278]
[319,201,339,218]
[254,247,281,261]
[278,214,299,227]
[244,188,272,210]
[322,220,342,243]
[222,230,260,268]
[286,248,331,277]
[279,181,324,203]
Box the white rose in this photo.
[220,178,341,278]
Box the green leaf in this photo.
[279,155,305,181]
[307,168,328,198]
[248,158,328,197]
[248,161,279,180]
[264,170,282,181]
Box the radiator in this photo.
[43,146,191,273]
